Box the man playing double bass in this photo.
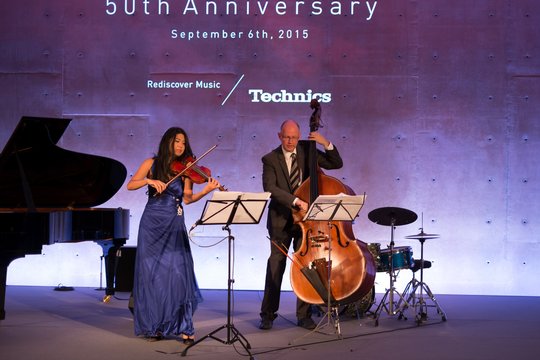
[259,119,343,330]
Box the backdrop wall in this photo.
[1,0,539,296]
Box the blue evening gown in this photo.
[133,177,203,337]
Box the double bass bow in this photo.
[288,99,376,307]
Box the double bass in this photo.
[289,100,376,306]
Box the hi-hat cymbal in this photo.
[368,207,418,226]
[405,231,440,240]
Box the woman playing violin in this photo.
[127,127,221,343]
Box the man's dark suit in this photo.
[260,140,343,322]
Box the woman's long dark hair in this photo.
[151,127,194,184]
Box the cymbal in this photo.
[405,231,440,240]
[367,207,418,226]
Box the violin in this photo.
[171,157,227,191]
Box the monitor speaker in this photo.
[113,246,136,292]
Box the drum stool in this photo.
[400,259,431,303]
[413,259,431,271]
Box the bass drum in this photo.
[340,286,375,317]
[316,286,375,318]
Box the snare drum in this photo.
[378,246,413,272]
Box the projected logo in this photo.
[147,74,331,105]
[248,89,331,103]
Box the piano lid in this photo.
[0,116,127,209]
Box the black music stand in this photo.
[298,193,366,338]
[181,191,269,360]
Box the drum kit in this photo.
[367,207,447,325]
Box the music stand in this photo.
[300,193,366,338]
[181,191,269,360]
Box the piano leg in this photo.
[95,239,126,302]
[0,256,21,320]
[0,261,7,320]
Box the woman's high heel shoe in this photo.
[181,334,195,345]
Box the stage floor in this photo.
[1,286,539,360]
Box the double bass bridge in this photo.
[308,231,329,248]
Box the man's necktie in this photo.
[290,153,300,191]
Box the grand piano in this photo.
[0,116,130,320]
